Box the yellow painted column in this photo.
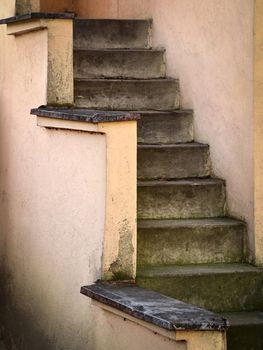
[45,19,74,105]
[98,121,137,280]
[254,0,263,265]
[176,331,227,350]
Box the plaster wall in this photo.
[0,2,107,348]
[76,0,254,258]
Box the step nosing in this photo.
[73,48,165,52]
[137,142,209,148]
[137,264,263,277]
[74,78,178,82]
[137,218,246,228]
[137,178,225,186]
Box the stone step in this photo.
[136,264,263,313]
[137,110,194,144]
[74,78,180,110]
[74,49,166,79]
[222,311,263,350]
[137,143,211,180]
[137,178,226,219]
[137,218,246,266]
[74,19,152,49]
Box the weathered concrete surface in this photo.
[74,19,152,49]
[81,283,228,331]
[137,179,226,219]
[137,218,246,266]
[137,143,211,179]
[31,106,140,123]
[137,264,263,313]
[75,78,180,110]
[137,111,193,144]
[74,49,165,79]
[222,311,263,350]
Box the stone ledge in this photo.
[81,282,229,331]
[0,12,75,25]
[31,106,140,124]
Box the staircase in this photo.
[74,18,263,350]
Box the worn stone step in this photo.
[222,311,263,350]
[137,143,211,180]
[137,178,225,219]
[137,110,194,144]
[74,19,152,49]
[74,49,165,79]
[74,78,180,110]
[137,218,246,266]
[136,264,263,313]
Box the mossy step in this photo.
[137,110,193,144]
[137,143,211,179]
[137,218,246,266]
[136,263,263,313]
[74,48,165,79]
[74,19,152,49]
[137,178,225,219]
[74,78,180,110]
[222,311,263,350]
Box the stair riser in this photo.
[138,112,194,144]
[75,80,180,110]
[227,324,263,350]
[137,182,225,219]
[137,145,211,179]
[136,273,263,312]
[137,224,246,266]
[74,19,152,49]
[74,50,165,79]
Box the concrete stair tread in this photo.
[222,311,263,326]
[137,142,208,148]
[138,178,225,187]
[137,218,246,265]
[74,48,166,79]
[222,311,263,350]
[75,78,180,110]
[137,263,263,312]
[74,18,152,49]
[134,109,193,114]
[137,110,194,144]
[137,143,211,179]
[74,48,165,52]
[137,217,246,229]
[75,77,176,82]
[137,263,263,277]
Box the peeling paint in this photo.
[109,219,135,280]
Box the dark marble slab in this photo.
[0,12,75,25]
[81,282,228,331]
[31,106,140,123]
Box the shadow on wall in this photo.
[0,268,55,350]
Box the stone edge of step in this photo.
[137,217,246,229]
[137,178,226,187]
[81,282,228,331]
[137,142,209,149]
[137,263,263,278]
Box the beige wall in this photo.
[0,2,102,348]
[0,16,105,348]
[76,0,255,259]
